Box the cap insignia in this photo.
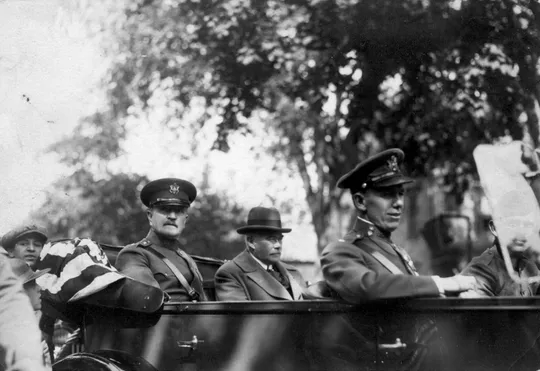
[387,156,398,172]
[169,183,180,195]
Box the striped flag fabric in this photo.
[35,238,126,304]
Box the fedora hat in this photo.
[237,207,292,235]
[9,258,50,284]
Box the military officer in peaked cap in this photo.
[116,178,207,302]
[321,149,477,302]
[214,206,306,301]
[317,149,479,371]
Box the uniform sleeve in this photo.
[115,247,160,289]
[320,242,440,303]
[0,255,47,371]
[460,260,498,297]
[214,266,249,301]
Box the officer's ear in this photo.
[146,208,154,223]
[352,192,366,212]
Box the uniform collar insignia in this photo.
[340,217,373,243]
[353,217,390,239]
[169,183,180,194]
[387,156,398,172]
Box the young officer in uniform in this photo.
[321,148,477,302]
[318,148,477,371]
[116,178,206,302]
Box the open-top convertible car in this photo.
[38,242,540,371]
[51,291,540,371]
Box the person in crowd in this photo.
[215,206,306,301]
[321,148,477,301]
[460,220,540,297]
[8,258,51,369]
[1,225,47,269]
[116,178,206,302]
[0,254,47,371]
[457,221,540,369]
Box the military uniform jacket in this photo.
[214,250,306,301]
[116,230,206,302]
[320,217,440,303]
[461,245,540,297]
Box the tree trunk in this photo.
[309,194,352,253]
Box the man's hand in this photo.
[458,290,483,298]
[438,275,477,293]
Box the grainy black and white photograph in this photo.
[2,0,540,370]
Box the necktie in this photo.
[391,243,419,276]
[267,266,290,288]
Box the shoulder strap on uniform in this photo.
[369,250,404,275]
[146,246,201,302]
[340,238,404,275]
[137,238,152,248]
[361,244,404,275]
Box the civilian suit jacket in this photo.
[214,250,306,301]
[116,230,206,302]
[321,217,440,303]
[461,245,540,297]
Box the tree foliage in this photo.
[32,170,148,245]
[32,168,246,259]
[44,0,540,251]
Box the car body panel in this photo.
[55,298,540,371]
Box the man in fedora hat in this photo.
[321,148,477,301]
[116,178,206,302]
[1,225,48,270]
[214,206,306,301]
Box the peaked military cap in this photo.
[337,148,413,192]
[237,206,292,234]
[141,178,197,208]
[1,225,48,251]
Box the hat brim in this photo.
[337,148,407,190]
[140,178,197,207]
[371,176,414,189]
[237,226,292,235]
[23,268,50,285]
[16,230,48,244]
[151,200,190,207]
